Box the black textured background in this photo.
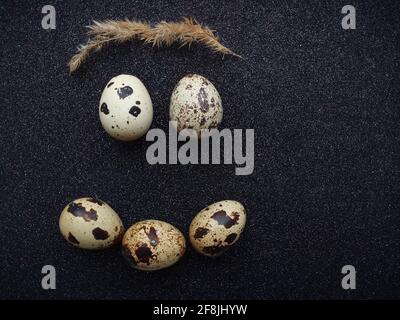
[1,0,399,299]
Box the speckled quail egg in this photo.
[99,74,153,141]
[170,74,223,135]
[189,200,246,257]
[122,220,186,271]
[59,197,125,250]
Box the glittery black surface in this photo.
[1,0,399,299]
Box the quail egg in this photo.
[170,74,223,135]
[122,220,186,271]
[99,74,153,141]
[59,197,125,250]
[189,200,246,257]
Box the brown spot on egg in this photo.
[67,202,98,222]
[117,86,133,99]
[100,103,110,115]
[86,198,104,206]
[225,233,237,244]
[211,210,240,229]
[141,226,159,247]
[92,227,109,240]
[197,88,209,113]
[67,232,79,245]
[194,227,209,240]
[135,243,156,265]
[122,245,137,267]
[129,106,141,117]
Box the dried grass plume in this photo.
[69,17,241,73]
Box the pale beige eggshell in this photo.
[122,220,186,271]
[189,200,246,257]
[99,74,153,141]
[59,197,125,250]
[169,74,223,135]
